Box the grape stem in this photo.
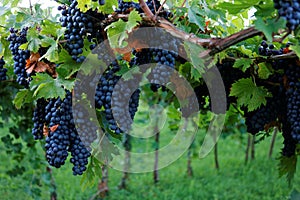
[138,0,155,21]
[105,13,262,56]
[154,0,167,20]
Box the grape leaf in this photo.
[30,73,74,99]
[230,78,272,111]
[289,45,300,58]
[233,58,252,72]
[40,20,63,37]
[40,37,58,62]
[187,3,205,31]
[105,10,141,49]
[26,28,41,53]
[13,89,34,109]
[254,17,286,42]
[95,0,118,14]
[183,41,206,74]
[258,62,272,79]
[56,49,81,78]
[77,0,92,13]
[218,0,261,14]
[254,1,276,18]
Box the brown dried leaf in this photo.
[30,52,40,63]
[123,52,132,62]
[50,124,59,132]
[26,63,36,74]
[26,59,32,69]
[43,125,49,137]
[35,61,49,73]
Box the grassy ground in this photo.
[1,129,300,200]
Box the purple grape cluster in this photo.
[7,27,31,87]
[59,0,105,62]
[273,0,300,30]
[0,57,7,81]
[95,61,140,134]
[32,91,96,175]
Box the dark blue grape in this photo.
[7,27,31,87]
[273,0,300,30]
[0,57,7,81]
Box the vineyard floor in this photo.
[1,126,300,200]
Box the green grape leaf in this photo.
[258,62,272,79]
[187,4,205,31]
[218,0,261,14]
[77,0,92,12]
[239,45,253,57]
[184,42,206,75]
[40,20,63,37]
[30,73,74,99]
[18,42,29,50]
[254,17,286,42]
[26,28,41,53]
[0,37,12,59]
[105,10,141,48]
[233,58,252,72]
[289,45,300,58]
[254,1,276,18]
[13,89,34,109]
[190,64,202,81]
[230,77,272,111]
[56,49,82,78]
[278,155,297,187]
[96,0,118,14]
[200,1,226,23]
[40,37,59,62]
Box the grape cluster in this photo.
[59,1,87,62]
[258,40,285,56]
[32,99,48,140]
[242,42,287,135]
[116,0,140,13]
[112,79,141,132]
[72,103,98,147]
[0,57,7,81]
[95,61,140,134]
[59,0,105,62]
[282,117,297,157]
[147,48,177,89]
[32,91,95,175]
[7,27,31,87]
[244,89,284,135]
[285,64,300,143]
[273,0,300,30]
[131,29,178,91]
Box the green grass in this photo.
[103,134,300,200]
[0,78,296,200]
[1,127,300,199]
